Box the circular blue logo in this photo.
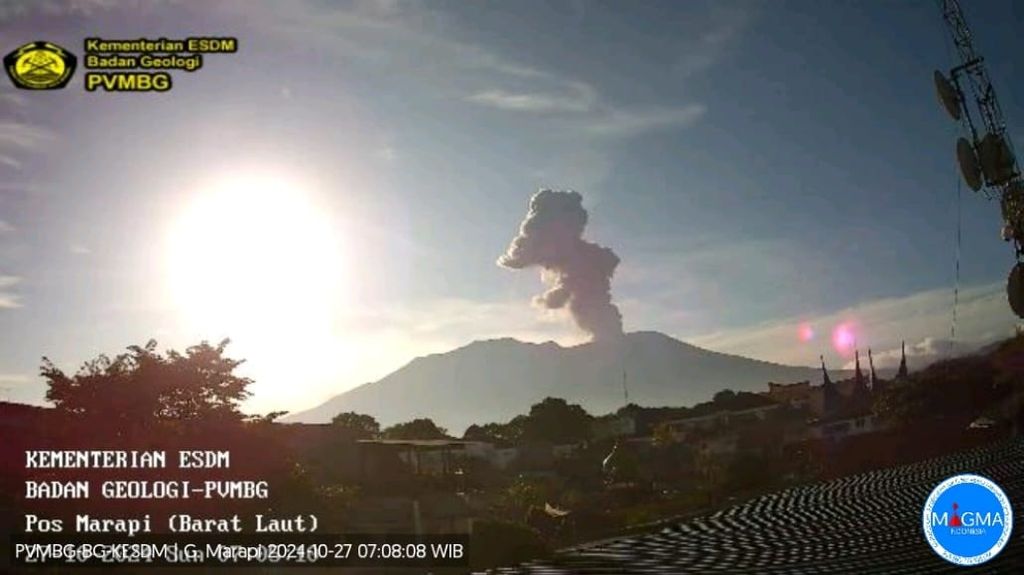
[922,474,1013,566]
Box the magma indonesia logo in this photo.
[3,41,76,89]
[922,474,1013,566]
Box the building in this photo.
[662,394,780,443]
[808,410,883,441]
[354,438,534,474]
[762,345,906,418]
[763,380,814,410]
[806,351,893,441]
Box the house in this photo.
[356,438,530,474]
[356,439,490,475]
[662,395,780,442]
[763,380,814,410]
[805,351,893,441]
[808,410,884,441]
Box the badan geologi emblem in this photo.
[4,41,77,90]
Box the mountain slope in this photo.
[285,331,836,433]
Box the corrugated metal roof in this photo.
[486,438,1024,573]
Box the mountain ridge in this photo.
[285,331,842,433]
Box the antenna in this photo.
[934,0,1024,317]
[622,370,629,406]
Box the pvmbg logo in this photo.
[922,474,1013,566]
[3,41,77,89]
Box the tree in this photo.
[247,411,289,425]
[875,355,999,424]
[463,418,526,445]
[712,389,737,404]
[382,418,448,440]
[470,520,550,570]
[521,397,592,445]
[501,475,552,517]
[331,412,380,440]
[652,422,676,447]
[42,339,252,426]
[463,424,493,442]
[725,452,779,492]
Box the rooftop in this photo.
[357,439,485,448]
[488,437,1024,573]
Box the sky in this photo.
[1,0,1023,415]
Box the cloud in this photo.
[351,0,404,17]
[0,112,46,176]
[0,121,55,177]
[0,92,28,109]
[269,1,714,139]
[467,79,706,138]
[467,81,597,113]
[844,337,983,372]
[342,296,588,350]
[0,373,32,401]
[0,122,54,151]
[614,236,836,336]
[252,0,734,194]
[0,220,14,234]
[261,0,537,83]
[673,2,758,78]
[0,373,30,386]
[459,1,747,139]
[0,275,22,309]
[0,154,21,169]
[686,281,1019,367]
[0,0,151,20]
[584,104,708,138]
[69,243,91,255]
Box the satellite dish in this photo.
[978,133,1017,186]
[957,137,983,191]
[934,70,962,121]
[1008,262,1024,319]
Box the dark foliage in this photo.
[41,339,252,427]
[469,519,551,570]
[464,417,526,444]
[381,417,449,439]
[521,397,593,445]
[874,355,1004,424]
[331,411,381,440]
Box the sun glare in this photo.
[165,174,345,343]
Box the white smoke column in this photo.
[498,189,623,341]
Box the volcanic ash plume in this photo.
[498,189,623,341]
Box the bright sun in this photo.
[165,174,345,343]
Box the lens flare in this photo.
[798,323,815,342]
[832,323,856,355]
